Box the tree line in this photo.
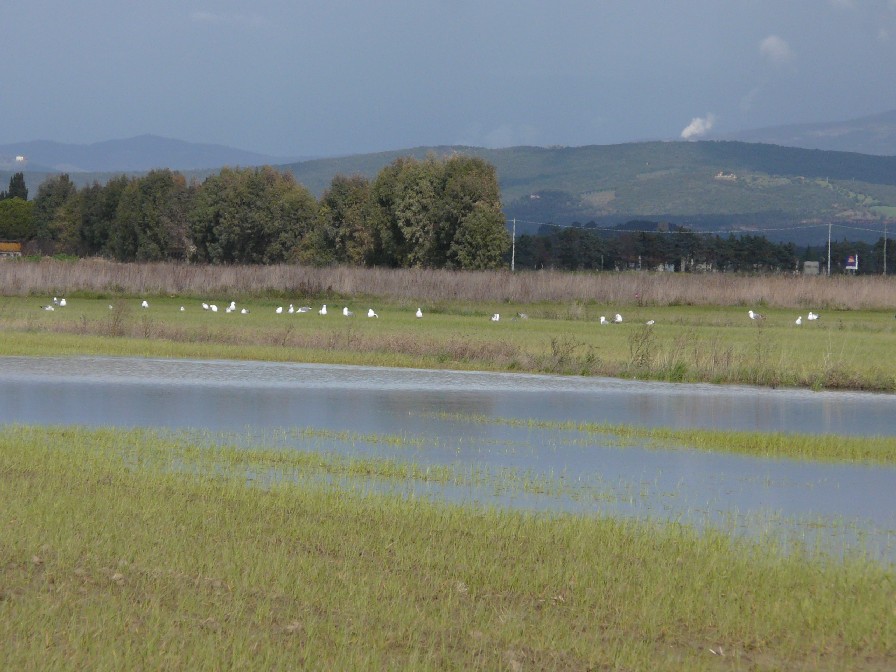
[0,154,510,270]
[514,222,896,274]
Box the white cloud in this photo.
[680,114,716,140]
[759,35,794,65]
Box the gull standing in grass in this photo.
[202,302,209,310]
[600,316,609,325]
[795,316,802,326]
[240,308,249,314]
[141,300,149,309]
[297,306,312,313]
[319,304,328,315]
[491,313,500,322]
[342,306,354,317]
[808,311,819,321]
[613,313,623,323]
[748,310,764,320]
[59,298,67,307]
[416,307,423,318]
[41,304,55,311]
[367,308,378,318]
[275,306,283,314]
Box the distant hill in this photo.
[721,110,896,156]
[0,135,304,172]
[5,140,896,246]
[278,141,896,243]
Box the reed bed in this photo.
[2,425,893,671]
[4,258,896,309]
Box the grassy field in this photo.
[2,291,895,390]
[2,425,893,671]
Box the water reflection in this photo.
[1,356,895,562]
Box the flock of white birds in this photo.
[40,297,822,326]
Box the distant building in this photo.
[0,241,23,258]
[15,156,25,163]
[714,171,737,181]
[802,261,820,275]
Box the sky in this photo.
[4,1,896,158]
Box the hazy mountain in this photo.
[720,110,896,156]
[0,135,306,172]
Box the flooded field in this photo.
[2,356,894,562]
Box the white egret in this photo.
[319,304,328,315]
[367,308,378,318]
[416,308,423,318]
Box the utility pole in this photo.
[511,218,516,272]
[884,221,888,276]
[827,222,832,277]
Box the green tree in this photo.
[0,198,34,240]
[189,166,317,264]
[110,170,192,261]
[0,172,28,201]
[79,175,129,256]
[31,174,78,252]
[448,201,511,270]
[312,174,375,265]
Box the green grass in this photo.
[2,296,896,391]
[2,425,893,670]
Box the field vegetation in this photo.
[2,425,893,671]
[2,260,896,391]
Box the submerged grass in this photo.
[2,425,894,670]
[418,412,896,465]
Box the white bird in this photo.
[415,307,423,318]
[288,304,295,314]
[297,306,312,313]
[180,306,185,312]
[201,302,209,310]
[108,304,113,310]
[748,310,764,320]
[210,304,218,312]
[275,306,283,314]
[491,313,500,322]
[141,300,149,309]
[600,316,609,325]
[41,304,55,311]
[646,319,655,326]
[59,298,67,307]
[367,308,378,318]
[343,306,354,317]
[319,304,328,315]
[228,301,236,311]
[516,312,528,320]
[52,297,59,305]
[795,316,802,326]
[613,313,623,323]
[240,308,249,314]
[225,306,233,313]
[807,311,819,321]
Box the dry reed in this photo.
[3,258,896,309]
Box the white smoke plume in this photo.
[680,113,716,140]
